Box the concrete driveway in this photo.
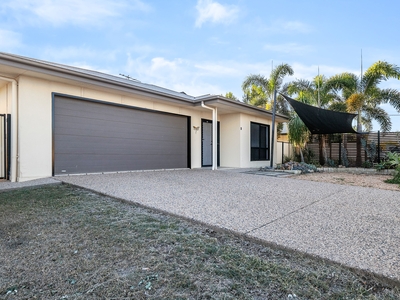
[58,169,400,284]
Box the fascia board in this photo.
[195,97,289,122]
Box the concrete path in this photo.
[0,178,60,191]
[55,169,399,283]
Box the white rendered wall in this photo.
[0,85,7,113]
[239,114,278,168]
[219,113,241,167]
[16,75,280,181]
[18,76,53,181]
[16,75,209,181]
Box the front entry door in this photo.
[0,114,10,180]
[201,119,220,167]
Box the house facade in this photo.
[0,52,288,182]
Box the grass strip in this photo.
[0,184,399,299]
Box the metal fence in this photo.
[276,141,294,164]
[306,132,400,166]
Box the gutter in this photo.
[196,96,289,122]
[201,101,218,170]
[0,76,18,182]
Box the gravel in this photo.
[296,172,400,191]
[57,169,400,285]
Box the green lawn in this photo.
[0,184,398,299]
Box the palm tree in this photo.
[326,61,400,166]
[287,75,342,165]
[241,63,294,116]
[288,113,309,163]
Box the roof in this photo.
[0,52,288,121]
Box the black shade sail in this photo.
[282,94,358,134]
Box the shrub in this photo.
[379,152,400,186]
[341,145,350,167]
[326,158,336,167]
[361,138,377,164]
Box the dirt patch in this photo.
[295,172,400,191]
[1,184,399,299]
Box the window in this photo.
[251,122,270,161]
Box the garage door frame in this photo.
[52,93,191,175]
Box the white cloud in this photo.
[3,0,150,26]
[195,0,239,28]
[282,21,312,33]
[194,63,241,76]
[259,20,313,34]
[35,46,120,75]
[125,55,246,96]
[264,43,313,54]
[124,54,278,98]
[42,46,118,64]
[0,29,22,50]
[289,63,359,81]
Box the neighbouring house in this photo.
[0,52,288,182]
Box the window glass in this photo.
[251,123,259,147]
[250,122,270,161]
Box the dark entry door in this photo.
[0,114,10,180]
[201,119,220,167]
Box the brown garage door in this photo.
[53,95,190,175]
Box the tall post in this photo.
[270,89,277,168]
[339,136,342,166]
[377,130,381,163]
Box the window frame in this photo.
[250,122,270,161]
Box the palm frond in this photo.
[346,93,365,112]
[363,61,400,93]
[326,72,358,91]
[270,63,294,91]
[328,101,347,112]
[363,105,392,132]
[378,88,400,111]
[241,74,268,93]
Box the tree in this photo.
[224,92,239,101]
[288,113,309,162]
[241,63,294,116]
[287,75,342,165]
[326,61,400,166]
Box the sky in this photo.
[1,0,400,131]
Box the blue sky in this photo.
[2,0,400,131]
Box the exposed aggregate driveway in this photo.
[59,169,400,284]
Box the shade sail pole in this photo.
[270,89,277,168]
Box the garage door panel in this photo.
[54,96,189,175]
[56,154,187,173]
[56,116,187,140]
[57,102,183,127]
[55,139,187,156]
[56,126,186,141]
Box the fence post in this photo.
[338,135,342,166]
[377,130,381,163]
